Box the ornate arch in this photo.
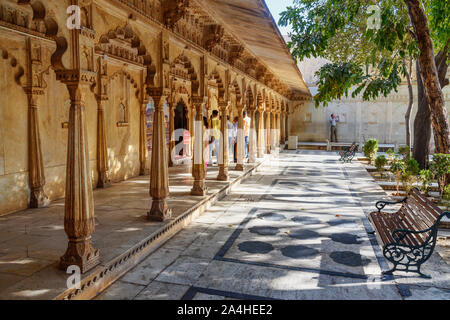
[96,24,156,86]
[109,70,140,98]
[230,78,242,104]
[170,53,199,97]
[208,69,225,102]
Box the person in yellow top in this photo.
[209,110,221,165]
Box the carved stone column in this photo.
[235,104,245,171]
[148,88,172,221]
[257,110,265,158]
[191,96,207,196]
[96,99,110,188]
[95,56,110,187]
[280,112,286,145]
[168,101,175,167]
[59,84,100,273]
[27,94,49,208]
[266,111,271,153]
[248,109,257,163]
[217,101,229,181]
[139,101,149,175]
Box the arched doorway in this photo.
[174,101,188,158]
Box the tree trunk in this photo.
[413,46,449,169]
[404,0,450,155]
[404,57,414,149]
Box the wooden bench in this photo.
[368,188,449,278]
[338,142,358,163]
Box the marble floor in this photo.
[96,150,450,300]
[0,158,263,300]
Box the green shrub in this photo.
[375,155,387,178]
[418,169,434,196]
[385,148,395,162]
[401,158,420,193]
[430,153,450,200]
[363,139,378,164]
[398,145,411,160]
[443,185,450,210]
[390,157,406,196]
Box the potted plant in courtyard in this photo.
[401,158,420,194]
[430,153,450,201]
[390,156,406,196]
[375,155,387,179]
[418,169,434,197]
[363,139,378,165]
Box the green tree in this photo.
[280,0,450,158]
[390,156,406,195]
[430,153,450,200]
[375,155,388,178]
[418,169,434,195]
[363,139,379,164]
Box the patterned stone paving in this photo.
[96,150,450,300]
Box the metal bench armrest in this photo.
[391,212,450,243]
[376,198,407,212]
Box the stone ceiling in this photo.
[194,0,311,99]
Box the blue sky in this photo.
[266,0,294,35]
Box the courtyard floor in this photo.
[96,150,450,300]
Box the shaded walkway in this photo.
[98,150,450,300]
[0,159,265,300]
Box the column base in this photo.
[235,164,245,171]
[148,199,172,222]
[97,173,111,188]
[30,187,50,208]
[191,181,208,196]
[59,237,100,274]
[140,168,150,176]
[217,168,229,181]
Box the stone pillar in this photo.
[217,101,229,181]
[266,112,271,153]
[96,99,110,187]
[235,104,245,171]
[27,94,49,208]
[168,102,175,167]
[59,85,99,274]
[148,89,172,221]
[280,112,285,145]
[191,97,207,196]
[257,110,265,158]
[249,109,257,163]
[276,113,281,147]
[139,101,149,175]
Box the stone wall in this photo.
[289,57,450,148]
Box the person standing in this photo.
[243,111,251,159]
[329,113,339,142]
[209,110,220,166]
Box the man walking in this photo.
[329,113,339,142]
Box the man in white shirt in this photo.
[329,113,339,142]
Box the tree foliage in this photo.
[279,0,447,107]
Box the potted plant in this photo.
[375,155,387,179]
[418,169,434,196]
[390,156,406,196]
[430,153,450,201]
[363,139,378,165]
